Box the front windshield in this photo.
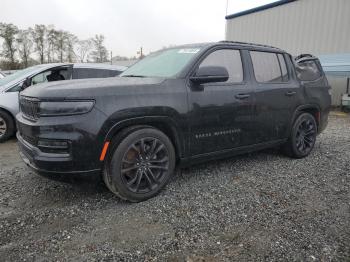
[120,47,202,78]
[0,65,42,86]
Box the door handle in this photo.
[235,93,250,99]
[285,91,296,96]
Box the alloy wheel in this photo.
[295,118,316,154]
[120,137,169,193]
[0,116,7,138]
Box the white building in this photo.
[226,0,350,106]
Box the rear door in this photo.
[249,51,303,142]
[188,48,255,156]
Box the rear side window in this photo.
[296,60,322,81]
[199,49,243,83]
[277,54,288,82]
[72,68,119,79]
[250,51,289,83]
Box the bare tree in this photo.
[91,34,108,63]
[17,29,33,67]
[46,25,58,63]
[32,24,47,64]
[55,30,69,62]
[0,23,19,67]
[76,39,93,62]
[66,33,78,62]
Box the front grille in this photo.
[20,96,40,121]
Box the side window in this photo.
[31,71,50,85]
[278,54,288,82]
[72,68,112,79]
[109,70,121,77]
[296,60,321,81]
[251,51,289,83]
[198,49,243,83]
[31,68,68,85]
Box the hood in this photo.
[21,77,166,99]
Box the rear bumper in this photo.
[17,132,101,175]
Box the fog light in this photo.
[37,140,70,154]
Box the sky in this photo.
[0,0,276,57]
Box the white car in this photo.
[0,72,5,79]
[0,63,126,142]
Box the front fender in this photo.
[0,91,20,118]
[101,115,186,158]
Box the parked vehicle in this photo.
[0,63,126,142]
[0,71,5,79]
[16,41,331,202]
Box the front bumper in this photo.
[17,132,100,174]
[16,109,106,175]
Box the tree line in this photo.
[0,23,110,70]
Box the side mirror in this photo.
[20,77,31,91]
[190,66,229,84]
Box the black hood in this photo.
[21,77,166,99]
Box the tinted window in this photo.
[109,70,121,77]
[198,49,243,83]
[72,68,119,79]
[251,51,288,83]
[278,54,288,82]
[296,60,321,81]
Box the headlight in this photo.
[39,100,94,116]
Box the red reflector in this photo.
[316,112,320,123]
[100,142,110,161]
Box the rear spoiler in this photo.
[294,54,319,63]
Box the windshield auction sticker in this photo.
[178,48,200,54]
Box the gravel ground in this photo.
[0,114,349,261]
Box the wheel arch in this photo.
[291,104,321,130]
[0,107,16,126]
[103,116,185,161]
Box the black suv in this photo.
[16,41,331,202]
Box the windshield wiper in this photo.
[122,74,146,78]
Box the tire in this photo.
[0,110,15,143]
[283,113,317,158]
[103,127,176,202]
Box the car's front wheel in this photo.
[0,110,15,143]
[103,127,176,202]
[283,112,317,158]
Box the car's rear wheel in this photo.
[283,112,317,158]
[0,110,15,143]
[103,127,175,202]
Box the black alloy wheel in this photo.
[121,137,170,193]
[103,127,175,202]
[283,112,317,158]
[295,117,316,154]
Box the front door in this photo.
[188,48,255,156]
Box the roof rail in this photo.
[219,40,282,50]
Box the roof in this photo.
[219,40,284,52]
[163,41,285,53]
[225,0,297,20]
[318,53,350,77]
[73,63,127,71]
